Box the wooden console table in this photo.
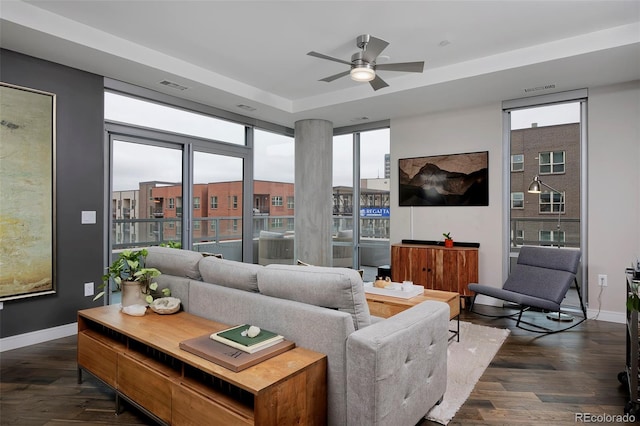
[391,243,478,298]
[77,305,327,425]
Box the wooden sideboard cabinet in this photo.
[391,243,478,297]
[77,305,327,426]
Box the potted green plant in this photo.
[443,232,454,248]
[94,248,169,306]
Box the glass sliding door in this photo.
[253,129,295,265]
[192,151,243,260]
[358,129,391,279]
[333,134,355,268]
[111,140,183,249]
[109,139,183,304]
[332,127,390,280]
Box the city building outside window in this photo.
[271,218,283,228]
[539,191,565,213]
[210,196,218,209]
[511,154,524,171]
[193,197,200,209]
[540,230,565,246]
[169,198,175,209]
[511,192,524,209]
[232,195,238,209]
[539,150,565,174]
[287,196,294,209]
[272,196,283,206]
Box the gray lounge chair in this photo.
[469,245,586,333]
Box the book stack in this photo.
[180,324,294,372]
[210,324,284,354]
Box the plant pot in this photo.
[444,239,454,248]
[121,281,147,307]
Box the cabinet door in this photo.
[172,380,253,426]
[391,246,428,285]
[117,352,174,423]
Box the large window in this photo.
[105,92,245,144]
[105,87,288,304]
[504,91,586,311]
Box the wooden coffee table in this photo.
[365,289,460,341]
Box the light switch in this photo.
[81,211,96,224]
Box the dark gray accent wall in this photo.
[1,49,105,337]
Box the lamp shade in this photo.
[527,176,542,193]
[350,66,375,82]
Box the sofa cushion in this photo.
[258,264,371,330]
[145,246,202,280]
[199,256,262,292]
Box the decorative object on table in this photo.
[150,297,181,314]
[210,324,284,354]
[364,281,425,299]
[399,151,489,206]
[121,304,147,317]
[402,280,414,292]
[443,232,454,248]
[94,248,170,306]
[0,83,56,301]
[633,257,640,280]
[374,276,391,288]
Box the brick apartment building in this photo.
[510,122,580,248]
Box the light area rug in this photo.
[425,321,510,425]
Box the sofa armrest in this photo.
[346,301,449,426]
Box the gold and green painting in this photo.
[0,82,56,300]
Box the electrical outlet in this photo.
[598,274,608,287]
[84,282,94,297]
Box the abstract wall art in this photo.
[399,151,489,206]
[0,82,56,300]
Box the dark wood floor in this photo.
[0,306,633,425]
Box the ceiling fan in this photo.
[307,34,424,91]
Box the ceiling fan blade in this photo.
[362,36,389,63]
[376,61,425,73]
[320,70,350,82]
[307,51,351,66]
[369,75,389,91]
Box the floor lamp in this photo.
[527,175,574,322]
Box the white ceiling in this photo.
[1,0,639,128]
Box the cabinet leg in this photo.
[77,366,82,384]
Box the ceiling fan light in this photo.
[350,66,375,82]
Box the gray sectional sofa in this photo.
[145,246,448,426]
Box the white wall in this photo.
[587,81,640,319]
[390,104,504,292]
[390,81,640,321]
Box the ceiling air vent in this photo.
[524,84,556,94]
[159,80,188,91]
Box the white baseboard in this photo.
[472,299,626,324]
[0,322,77,352]
[586,308,626,324]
